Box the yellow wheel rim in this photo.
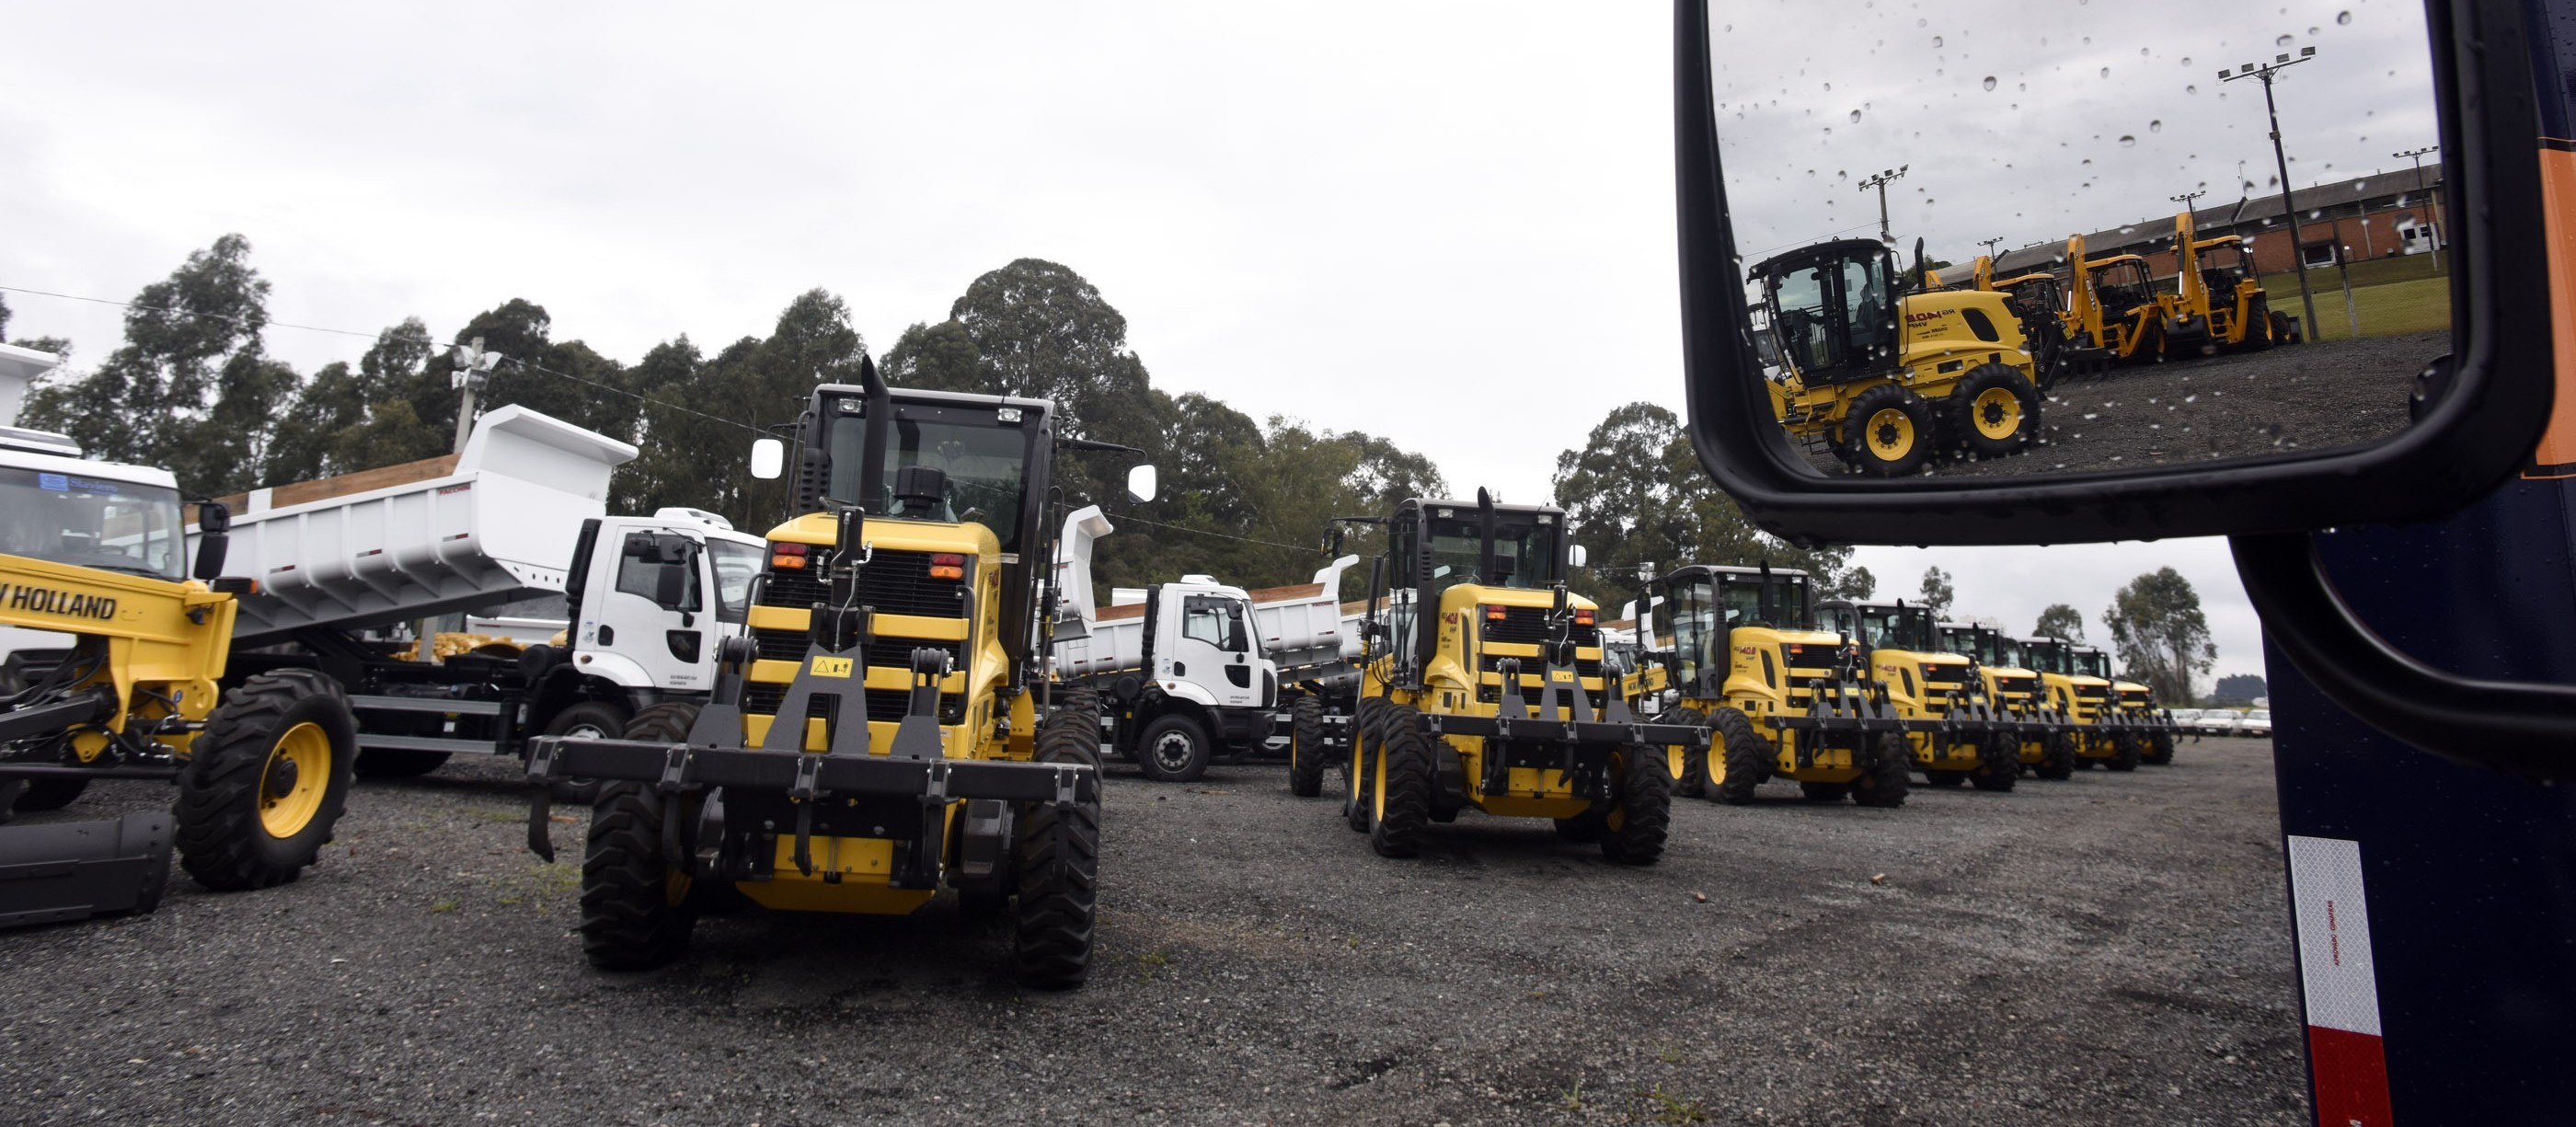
[1372,736,1389,821]
[258,721,331,838]
[1972,387,2022,440]
[1864,408,1915,459]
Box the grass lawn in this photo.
[2257,274,2451,341]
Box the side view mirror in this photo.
[192,500,231,582]
[1126,463,1158,503]
[749,438,785,481]
[1568,545,1589,568]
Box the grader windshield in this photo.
[821,397,1035,555]
[1754,239,1899,382]
[0,465,187,581]
[1424,508,1559,592]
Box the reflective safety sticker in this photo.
[2285,834,2391,1127]
[810,656,855,678]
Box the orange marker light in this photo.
[1484,605,1507,621]
[929,565,966,581]
[771,554,807,569]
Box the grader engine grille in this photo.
[744,546,972,726]
[1992,673,2039,703]
[1478,606,1604,705]
[1918,667,1969,714]
[2073,684,2109,719]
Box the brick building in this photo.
[1987,168,2445,282]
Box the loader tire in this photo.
[580,775,697,972]
[1712,707,1770,805]
[1660,707,1708,799]
[1039,689,1106,772]
[176,669,357,891]
[1850,734,1911,809]
[1948,363,2041,460]
[12,776,89,812]
[2034,732,2076,780]
[1015,719,1102,990]
[2107,731,2144,772]
[2142,731,2176,765]
[1346,699,1384,834]
[1367,706,1432,858]
[1969,736,2019,792]
[1286,696,1328,798]
[1598,743,1671,866]
[1842,384,1937,477]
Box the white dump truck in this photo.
[1048,505,1358,782]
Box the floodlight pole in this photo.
[2396,144,2441,270]
[2224,50,2322,342]
[447,336,502,455]
[1858,167,1908,247]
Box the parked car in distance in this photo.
[2168,707,2206,734]
[2239,708,2272,738]
[2202,710,2243,737]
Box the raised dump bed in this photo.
[187,405,636,644]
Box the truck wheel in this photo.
[2142,732,2176,765]
[1712,707,1770,805]
[1134,713,1213,783]
[1969,736,2019,792]
[176,669,357,891]
[12,776,90,812]
[1850,733,1911,809]
[2107,731,2144,772]
[1841,385,1936,477]
[1038,690,1105,771]
[1947,363,2041,460]
[1598,743,1671,866]
[1658,707,1708,799]
[580,770,697,971]
[1015,714,1101,989]
[1367,707,1432,858]
[1287,697,1328,798]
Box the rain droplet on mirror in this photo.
[2275,34,2293,46]
[2149,120,2163,132]
[1932,36,1943,47]
[2338,10,2352,24]
[1849,109,1862,122]
[1982,75,1997,90]
[2099,66,2110,78]
[2119,135,2136,146]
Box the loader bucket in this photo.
[0,812,174,929]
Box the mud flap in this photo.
[0,812,174,929]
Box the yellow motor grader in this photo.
[525,360,1144,987]
[1630,564,1913,808]
[2020,637,2139,771]
[1820,599,2021,791]
[1934,622,2076,780]
[1337,492,1702,862]
[1751,237,2048,477]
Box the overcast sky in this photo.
[0,2,2421,687]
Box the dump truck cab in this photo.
[527,360,1119,987]
[1823,600,2017,789]
[1752,237,2047,475]
[1339,493,1700,861]
[1643,564,1911,806]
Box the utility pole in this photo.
[2224,46,2322,342]
[1977,235,2005,262]
[445,336,503,455]
[1858,166,1909,247]
[2395,144,2441,270]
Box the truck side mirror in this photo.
[1126,464,1157,503]
[1568,545,1588,568]
[192,500,232,582]
[750,438,785,480]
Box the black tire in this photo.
[1661,707,1708,799]
[1016,712,1102,989]
[1712,707,1770,805]
[1134,713,1213,783]
[2142,731,2176,765]
[1039,690,1106,771]
[1345,698,1383,833]
[1367,706,1432,858]
[2107,731,2144,772]
[12,776,89,812]
[1969,734,2019,792]
[1286,697,1328,798]
[2270,310,2298,345]
[1924,769,1967,788]
[1850,734,1912,809]
[1597,744,1671,866]
[1946,363,2041,460]
[580,784,697,971]
[1799,782,1852,802]
[175,669,357,891]
[1841,384,1937,477]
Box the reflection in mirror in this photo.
[1710,1,2447,478]
[1126,463,1158,502]
[749,437,785,480]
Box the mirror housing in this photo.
[192,500,231,582]
[749,438,785,481]
[1568,544,1589,569]
[1126,464,1158,503]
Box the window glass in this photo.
[1844,257,1892,358]
[824,407,1029,555]
[1181,594,1246,651]
[615,534,700,613]
[1424,514,1558,591]
[1771,265,1839,372]
[0,467,184,580]
[707,540,765,625]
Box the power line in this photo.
[1097,509,1323,555]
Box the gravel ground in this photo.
[1803,331,2442,477]
[0,739,2306,1126]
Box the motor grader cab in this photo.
[1934,622,2075,779]
[1,432,362,925]
[524,358,1139,988]
[1338,491,1703,862]
[2168,210,2292,354]
[2022,637,2137,771]
[1751,236,2047,477]
[1821,600,2018,791]
[1640,564,1912,807]
[2066,234,2173,364]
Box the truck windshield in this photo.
[1425,515,1558,591]
[0,466,185,581]
[826,413,1029,555]
[707,540,765,626]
